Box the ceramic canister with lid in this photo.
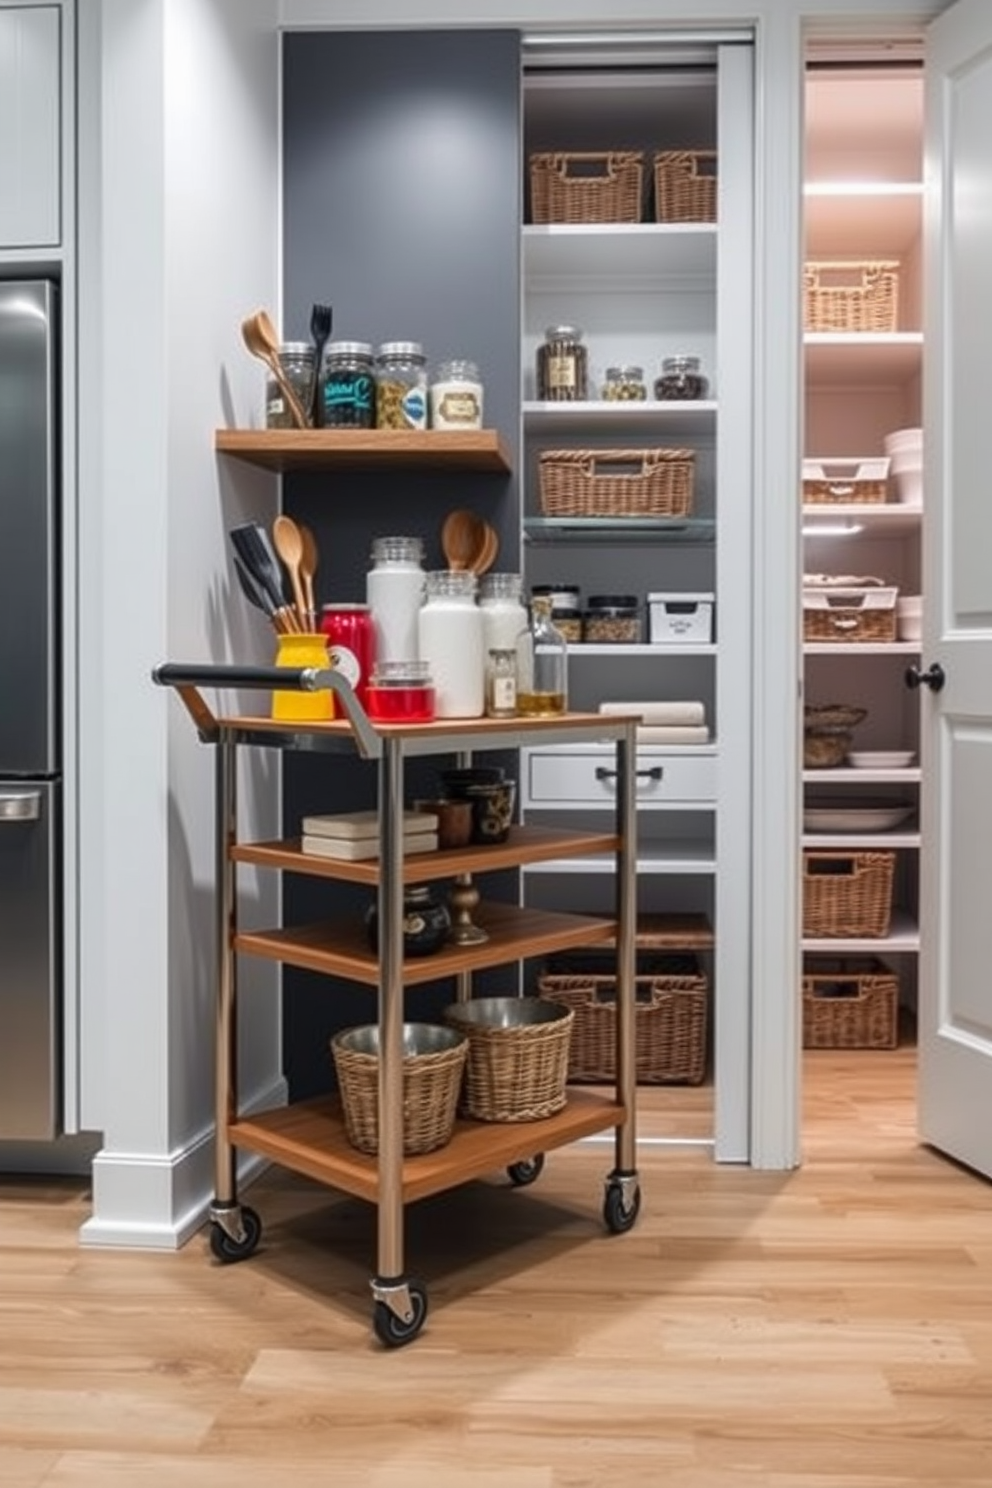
[418,570,485,718]
[479,572,528,655]
[366,536,425,665]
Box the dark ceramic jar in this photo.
[365,883,451,957]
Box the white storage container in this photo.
[801,456,890,505]
[648,592,714,644]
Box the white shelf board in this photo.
[802,831,920,849]
[523,223,717,284]
[523,741,718,757]
[803,767,921,785]
[804,642,921,656]
[804,333,923,387]
[523,399,717,436]
[802,503,922,538]
[804,183,922,257]
[802,911,919,955]
[522,844,716,876]
[568,643,717,658]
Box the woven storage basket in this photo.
[539,448,694,518]
[803,728,852,768]
[443,997,573,1122]
[804,260,899,332]
[653,150,717,222]
[331,1023,467,1156]
[538,964,708,1085]
[802,457,891,505]
[529,151,643,224]
[802,957,899,1049]
[802,850,896,939]
[803,586,898,643]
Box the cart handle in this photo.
[151,663,381,757]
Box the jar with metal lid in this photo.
[485,648,518,719]
[319,603,375,708]
[375,341,428,429]
[366,536,425,665]
[654,354,709,401]
[479,572,528,655]
[602,365,647,402]
[583,595,642,644]
[536,325,588,402]
[322,341,375,428]
[266,343,314,429]
[530,583,581,614]
[365,660,436,722]
[417,570,484,718]
[429,359,483,430]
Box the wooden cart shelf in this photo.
[230,1090,625,1205]
[235,900,617,986]
[215,427,512,474]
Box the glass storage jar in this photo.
[417,570,484,718]
[365,660,436,722]
[266,342,314,429]
[583,595,642,644]
[653,354,709,401]
[536,325,588,402]
[485,648,518,719]
[601,365,647,401]
[479,572,528,655]
[366,535,425,665]
[515,595,568,716]
[375,341,428,429]
[321,340,375,428]
[429,359,483,429]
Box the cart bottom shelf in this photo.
[228,1090,627,1205]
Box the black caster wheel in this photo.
[603,1181,641,1235]
[372,1281,429,1349]
[507,1154,545,1187]
[208,1205,262,1263]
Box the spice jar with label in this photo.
[266,343,315,429]
[430,360,484,429]
[322,341,375,428]
[536,325,588,402]
[485,648,518,719]
[653,354,709,401]
[375,341,428,429]
[601,365,647,402]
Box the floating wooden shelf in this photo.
[215,427,512,473]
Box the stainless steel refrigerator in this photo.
[0,280,61,1139]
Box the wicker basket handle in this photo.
[805,855,860,880]
[808,976,868,1002]
[551,151,631,182]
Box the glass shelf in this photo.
[524,517,715,544]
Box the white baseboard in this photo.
[78,1075,287,1250]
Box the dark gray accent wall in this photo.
[281,29,522,1099]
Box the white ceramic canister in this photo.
[366,535,425,664]
[479,571,528,654]
[418,570,484,718]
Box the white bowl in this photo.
[884,426,923,456]
[847,750,916,769]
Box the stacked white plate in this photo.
[847,749,916,769]
[884,426,922,505]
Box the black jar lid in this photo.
[586,594,639,612]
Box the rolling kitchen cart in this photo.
[153,661,641,1347]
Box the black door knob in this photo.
[905,662,946,693]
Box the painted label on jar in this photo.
[324,373,374,422]
[329,644,360,689]
[432,388,481,428]
[402,387,427,428]
[547,354,576,390]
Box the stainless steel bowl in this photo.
[333,1022,465,1058]
[442,996,570,1030]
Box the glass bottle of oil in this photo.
[515,594,568,716]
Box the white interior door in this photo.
[918,0,992,1176]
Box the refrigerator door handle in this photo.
[0,790,42,821]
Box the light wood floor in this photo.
[3,1048,992,1487]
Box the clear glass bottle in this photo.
[515,595,568,716]
[417,570,484,718]
[375,341,428,429]
[485,648,518,718]
[429,359,484,429]
[322,340,375,428]
[266,342,314,429]
[365,536,425,664]
[479,572,528,655]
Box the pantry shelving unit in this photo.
[153,661,641,1349]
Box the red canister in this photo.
[319,603,376,708]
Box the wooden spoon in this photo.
[298,523,319,630]
[441,508,487,571]
[241,311,311,430]
[473,522,500,577]
[272,514,309,629]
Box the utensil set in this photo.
[440,508,499,576]
[240,302,333,431]
[230,518,319,634]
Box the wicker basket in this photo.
[803,957,899,1049]
[804,260,899,332]
[443,997,573,1122]
[803,728,852,768]
[538,964,708,1084]
[653,150,717,222]
[802,851,896,939]
[539,448,695,518]
[330,1023,467,1156]
[530,151,643,224]
[802,457,891,505]
[803,586,898,643]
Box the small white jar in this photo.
[418,570,484,718]
[429,359,483,430]
[479,572,528,655]
[366,536,425,664]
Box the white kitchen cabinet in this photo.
[517,43,755,1156]
[0,5,61,248]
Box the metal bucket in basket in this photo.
[330,1022,467,1156]
[442,997,573,1123]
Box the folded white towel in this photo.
[637,725,710,744]
[599,700,706,726]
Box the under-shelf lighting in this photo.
[802,521,865,537]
